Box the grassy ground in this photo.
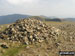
[0,24,9,32]
[0,21,75,56]
[44,21,75,25]
[1,45,27,56]
[0,24,27,56]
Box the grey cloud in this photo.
[0,0,75,17]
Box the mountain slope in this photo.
[65,18,75,21]
[0,14,30,24]
[1,14,75,24]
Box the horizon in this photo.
[0,13,75,18]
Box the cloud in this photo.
[6,0,36,5]
[0,0,75,17]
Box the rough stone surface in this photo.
[0,18,61,45]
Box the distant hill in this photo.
[0,14,63,24]
[0,14,30,24]
[29,16,63,22]
[65,18,75,21]
[45,18,64,22]
[29,16,62,22]
[29,16,46,21]
[0,14,75,24]
[45,18,75,22]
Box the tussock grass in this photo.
[2,45,27,56]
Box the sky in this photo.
[0,0,75,18]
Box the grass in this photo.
[0,24,8,32]
[2,45,27,56]
[44,21,75,24]
[0,21,75,56]
[0,24,27,56]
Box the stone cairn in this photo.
[0,18,61,45]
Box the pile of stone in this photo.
[0,18,61,45]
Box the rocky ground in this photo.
[0,19,75,56]
[17,22,75,56]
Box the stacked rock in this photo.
[0,18,61,45]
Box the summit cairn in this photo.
[0,18,61,45]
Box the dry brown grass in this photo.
[0,21,75,56]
